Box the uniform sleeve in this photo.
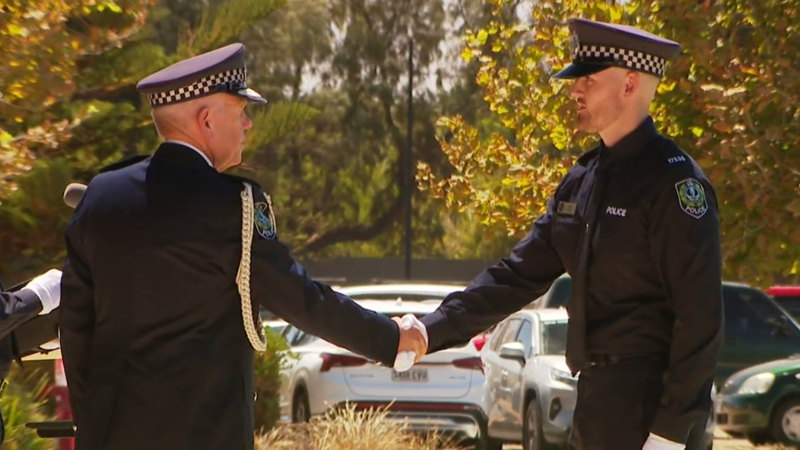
[60,217,96,428]
[648,176,722,443]
[0,287,41,341]
[421,197,566,353]
[246,199,399,366]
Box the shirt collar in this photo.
[600,116,658,161]
[164,140,213,167]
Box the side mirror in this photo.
[499,341,526,365]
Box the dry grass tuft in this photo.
[255,403,464,450]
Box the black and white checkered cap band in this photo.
[573,44,668,77]
[147,68,247,106]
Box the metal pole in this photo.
[404,39,414,280]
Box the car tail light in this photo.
[452,356,484,373]
[471,335,488,351]
[319,353,368,372]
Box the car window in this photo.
[541,320,568,355]
[724,286,800,338]
[489,321,510,352]
[773,295,800,321]
[516,319,533,357]
[498,318,523,347]
[547,276,572,308]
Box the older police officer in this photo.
[411,19,723,450]
[60,43,424,450]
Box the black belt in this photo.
[584,352,665,368]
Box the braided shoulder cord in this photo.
[237,182,267,351]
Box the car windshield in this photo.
[541,320,568,355]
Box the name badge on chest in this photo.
[557,201,577,216]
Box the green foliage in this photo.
[0,159,74,277]
[424,0,800,284]
[0,366,56,450]
[253,327,294,432]
[244,102,321,154]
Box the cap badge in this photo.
[569,31,581,60]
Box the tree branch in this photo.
[295,189,404,254]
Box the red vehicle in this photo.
[766,285,800,322]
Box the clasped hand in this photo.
[391,314,428,372]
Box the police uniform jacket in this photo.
[420,117,722,443]
[61,142,400,450]
[0,279,42,342]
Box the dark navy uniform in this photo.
[60,43,401,450]
[61,143,400,450]
[0,280,43,340]
[421,19,722,449]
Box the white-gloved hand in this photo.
[642,433,685,450]
[21,269,62,315]
[393,314,428,372]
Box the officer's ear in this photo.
[624,71,639,97]
[197,105,213,138]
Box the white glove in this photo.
[642,433,685,450]
[393,314,428,372]
[21,269,62,315]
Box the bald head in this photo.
[150,93,253,172]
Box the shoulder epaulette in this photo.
[221,173,263,191]
[99,155,150,173]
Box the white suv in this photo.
[481,308,574,450]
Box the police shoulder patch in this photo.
[674,178,708,219]
[254,200,277,240]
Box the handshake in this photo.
[391,314,428,372]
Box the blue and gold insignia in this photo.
[675,178,708,219]
[254,201,276,239]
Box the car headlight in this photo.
[550,367,577,386]
[736,372,775,395]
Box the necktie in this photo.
[566,156,609,374]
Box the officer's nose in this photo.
[569,81,583,100]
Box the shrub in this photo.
[255,403,459,450]
[0,365,56,450]
[253,326,294,432]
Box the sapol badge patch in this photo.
[675,178,708,219]
[254,202,276,240]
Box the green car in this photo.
[716,356,800,446]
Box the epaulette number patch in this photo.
[254,202,276,239]
[675,178,708,219]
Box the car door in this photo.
[484,319,508,436]
[484,317,523,439]
[505,317,533,435]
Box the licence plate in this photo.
[391,368,428,382]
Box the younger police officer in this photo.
[414,19,722,450]
[60,43,424,450]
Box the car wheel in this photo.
[523,398,549,450]
[770,397,800,445]
[292,388,310,423]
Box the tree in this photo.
[421,0,800,284]
[0,0,312,280]
[239,0,514,260]
[0,0,153,194]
